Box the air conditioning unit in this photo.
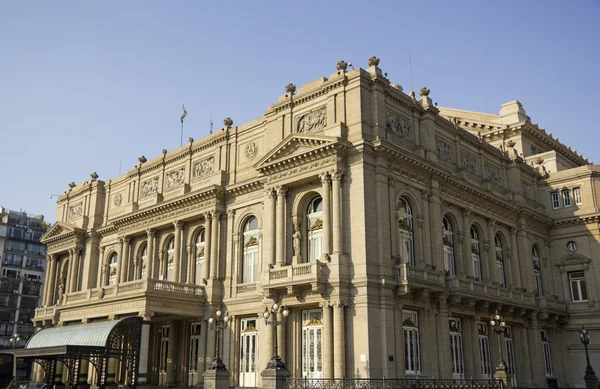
[18,321,23,324]
[2,261,7,265]
[12,290,19,294]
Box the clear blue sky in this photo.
[1,1,599,223]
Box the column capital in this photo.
[330,169,344,181]
[146,228,156,238]
[227,209,234,219]
[276,185,288,197]
[266,187,277,199]
[388,177,396,188]
[421,191,429,201]
[483,241,490,251]
[332,300,348,308]
[319,300,331,308]
[461,208,471,218]
[139,311,154,321]
[212,210,223,219]
[510,226,517,236]
[487,219,497,230]
[173,220,184,230]
[204,211,213,221]
[319,171,331,184]
[124,236,132,244]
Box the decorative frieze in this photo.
[266,155,337,183]
[166,168,185,189]
[387,113,412,138]
[485,165,501,184]
[462,153,478,174]
[140,177,159,198]
[245,142,258,160]
[436,138,454,163]
[193,156,215,179]
[297,106,326,134]
[68,202,83,221]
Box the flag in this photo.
[180,104,187,122]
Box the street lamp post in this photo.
[490,313,512,389]
[207,308,231,371]
[9,333,21,383]
[263,303,289,369]
[579,327,598,389]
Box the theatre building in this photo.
[23,57,600,388]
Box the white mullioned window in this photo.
[242,217,260,283]
[569,271,588,302]
[188,322,202,385]
[478,323,492,379]
[562,189,572,207]
[307,197,324,262]
[403,310,421,374]
[495,234,506,287]
[449,318,464,379]
[140,245,148,279]
[471,226,482,281]
[108,253,119,285]
[443,216,455,276]
[541,330,553,377]
[397,197,415,266]
[573,187,583,205]
[166,238,175,281]
[533,245,543,296]
[195,229,205,285]
[550,192,560,209]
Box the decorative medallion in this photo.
[193,156,215,179]
[245,142,258,160]
[297,107,326,134]
[140,177,159,198]
[436,138,454,163]
[113,193,123,207]
[387,113,412,138]
[166,168,185,189]
[68,202,83,221]
[462,153,478,174]
[486,165,501,184]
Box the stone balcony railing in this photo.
[396,263,445,296]
[446,277,537,307]
[261,261,327,295]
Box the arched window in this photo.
[307,197,324,262]
[242,217,259,283]
[195,230,206,285]
[533,245,543,296]
[140,244,148,279]
[165,238,175,281]
[108,253,118,285]
[495,235,506,287]
[397,197,415,266]
[470,226,481,281]
[443,216,455,276]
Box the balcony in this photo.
[261,261,327,296]
[396,263,445,296]
[446,277,537,309]
[34,279,206,324]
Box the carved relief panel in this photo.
[387,113,412,139]
[165,168,185,190]
[68,202,83,221]
[485,164,502,184]
[461,152,478,174]
[436,137,454,163]
[140,177,159,198]
[193,156,215,179]
[297,106,326,134]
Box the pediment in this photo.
[558,254,590,270]
[255,134,349,174]
[41,222,84,243]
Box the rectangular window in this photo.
[27,244,45,256]
[550,192,560,209]
[7,228,25,239]
[403,310,421,374]
[449,318,464,379]
[541,330,553,377]
[478,323,492,379]
[562,189,572,207]
[569,271,588,302]
[6,241,26,253]
[573,187,583,205]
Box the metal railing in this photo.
[285,378,505,389]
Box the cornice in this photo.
[383,88,424,113]
[225,179,264,197]
[553,214,600,226]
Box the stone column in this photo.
[66,249,75,294]
[120,237,131,283]
[322,301,334,378]
[320,172,332,255]
[206,318,216,366]
[146,229,155,280]
[166,321,178,385]
[210,212,221,279]
[421,192,431,268]
[265,188,277,267]
[504,250,514,288]
[46,255,58,306]
[173,221,183,282]
[487,220,498,284]
[333,300,346,378]
[70,249,81,293]
[331,170,343,254]
[394,305,405,377]
[436,299,452,378]
[517,224,533,292]
[277,310,286,364]
[527,318,546,387]
[428,189,443,271]
[276,186,287,265]
[186,244,194,284]
[481,242,490,282]
[204,212,212,281]
[43,255,54,305]
[138,312,152,385]
[116,237,124,284]
[470,317,482,379]
[199,316,209,373]
[462,209,473,278]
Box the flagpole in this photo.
[180,120,184,147]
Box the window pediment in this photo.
[41,222,84,244]
[558,254,591,271]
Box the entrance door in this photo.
[302,309,323,379]
[188,323,201,386]
[239,318,259,387]
[449,318,464,379]
[159,325,169,385]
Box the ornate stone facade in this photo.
[37,58,600,389]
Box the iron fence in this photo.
[285,378,505,389]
